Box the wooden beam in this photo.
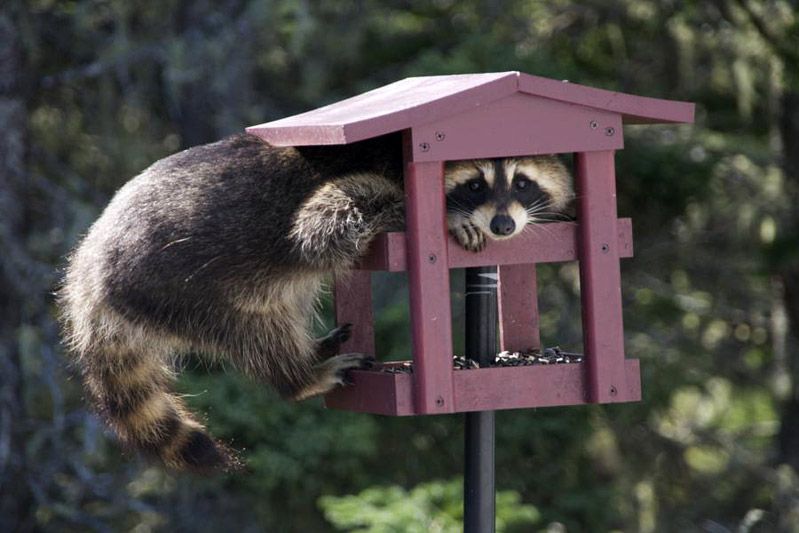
[404,157,455,414]
[575,151,629,403]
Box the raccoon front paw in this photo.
[451,222,486,252]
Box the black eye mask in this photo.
[446,177,489,212]
[513,178,549,208]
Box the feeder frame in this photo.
[247,71,695,416]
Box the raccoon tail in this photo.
[80,346,241,473]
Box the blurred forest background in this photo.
[2,0,799,531]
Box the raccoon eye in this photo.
[468,179,484,192]
[515,176,531,190]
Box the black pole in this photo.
[464,266,497,533]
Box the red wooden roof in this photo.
[247,71,694,147]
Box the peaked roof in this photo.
[247,71,694,146]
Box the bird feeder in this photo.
[247,71,694,416]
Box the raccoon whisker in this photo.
[525,200,558,215]
[525,208,555,220]
[446,198,474,213]
[526,204,567,215]
[447,212,474,223]
[446,198,484,227]
[524,220,553,235]
[526,221,558,240]
[527,196,552,208]
[531,196,557,208]
[527,211,572,222]
[525,199,556,215]
[524,220,558,239]
[446,207,473,217]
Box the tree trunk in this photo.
[777,89,799,470]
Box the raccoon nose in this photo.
[490,215,516,236]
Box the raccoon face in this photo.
[444,156,573,252]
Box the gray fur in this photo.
[58,132,404,470]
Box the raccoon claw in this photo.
[341,356,377,384]
[452,223,486,252]
[329,353,375,386]
[360,355,377,370]
[330,323,353,345]
[316,323,353,359]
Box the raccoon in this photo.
[445,157,573,251]
[58,132,573,473]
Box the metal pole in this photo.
[464,266,497,533]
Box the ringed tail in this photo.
[81,347,241,472]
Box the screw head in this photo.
[428,253,437,264]
[435,131,446,141]
[609,386,618,397]
[589,120,598,129]
[419,142,430,152]
[605,126,615,136]
[601,243,609,253]
[435,396,445,407]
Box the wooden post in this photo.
[497,264,540,352]
[575,150,628,403]
[333,271,375,355]
[404,150,455,414]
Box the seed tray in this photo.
[378,346,584,374]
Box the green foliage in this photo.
[4,0,799,531]
[319,478,540,533]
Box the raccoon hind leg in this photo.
[291,352,376,401]
[216,296,372,401]
[215,308,372,401]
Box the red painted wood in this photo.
[324,359,641,415]
[454,360,640,412]
[356,219,633,271]
[242,72,695,417]
[404,156,455,414]
[356,232,407,272]
[325,365,414,415]
[498,264,540,353]
[246,73,517,146]
[517,73,694,124]
[575,151,629,403]
[332,272,375,355]
[410,93,623,162]
[246,72,695,147]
